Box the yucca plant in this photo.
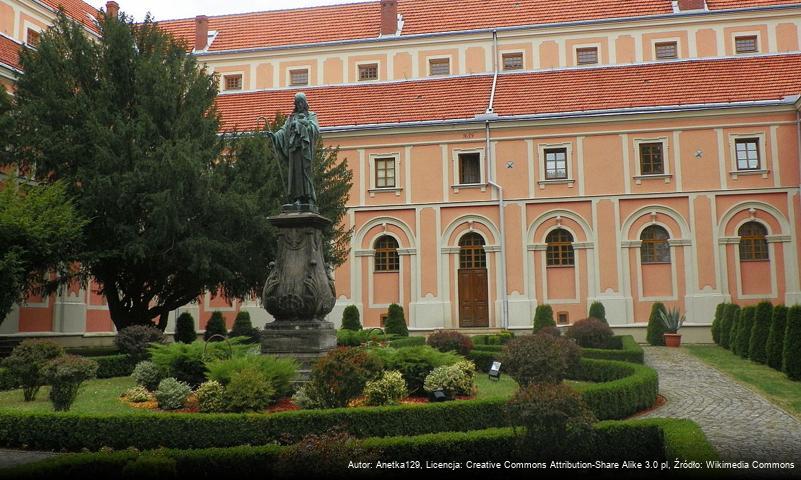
[659,307,685,334]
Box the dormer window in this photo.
[223,74,243,91]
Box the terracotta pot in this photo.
[663,333,682,348]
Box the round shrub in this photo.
[124,385,152,403]
[749,301,773,364]
[427,330,473,355]
[2,339,64,401]
[383,303,408,337]
[767,305,788,371]
[565,318,614,349]
[131,361,165,391]
[195,380,225,413]
[533,304,555,332]
[230,311,260,344]
[423,360,476,398]
[205,355,298,397]
[115,325,166,361]
[711,303,726,345]
[369,346,460,395]
[506,383,597,459]
[783,305,801,381]
[588,301,607,324]
[41,355,98,411]
[223,368,275,412]
[291,383,326,410]
[306,347,383,408]
[174,312,197,344]
[154,377,191,410]
[204,311,228,341]
[537,326,562,338]
[645,303,668,346]
[720,303,740,350]
[500,334,581,386]
[363,370,408,406]
[736,306,756,358]
[341,305,362,331]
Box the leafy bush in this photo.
[337,329,388,347]
[363,370,408,406]
[538,326,562,338]
[466,349,496,373]
[155,378,192,411]
[341,305,362,331]
[735,306,756,358]
[94,354,137,378]
[767,305,788,371]
[748,301,773,364]
[148,339,253,388]
[132,361,165,391]
[500,334,581,386]
[174,312,197,344]
[588,301,607,324]
[533,304,555,332]
[124,386,152,403]
[645,303,668,346]
[388,336,426,348]
[711,303,726,345]
[783,305,801,381]
[291,383,326,410]
[195,380,225,413]
[278,430,378,478]
[204,311,228,341]
[506,383,596,459]
[0,367,17,391]
[305,348,383,408]
[230,311,260,344]
[2,339,65,401]
[384,304,408,337]
[566,318,614,348]
[370,346,461,394]
[206,355,297,397]
[720,303,740,350]
[115,325,165,362]
[223,368,275,413]
[41,355,98,411]
[423,360,476,399]
[427,330,473,355]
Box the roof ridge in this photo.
[156,0,378,24]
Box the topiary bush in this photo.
[131,361,165,391]
[41,355,98,411]
[565,318,614,349]
[423,360,476,399]
[499,334,581,386]
[533,304,555,332]
[155,378,192,411]
[124,386,152,403]
[588,301,607,324]
[230,311,261,344]
[305,348,383,408]
[363,370,408,406]
[384,304,408,337]
[204,311,228,341]
[748,301,773,364]
[645,303,668,346]
[711,303,726,345]
[1,339,65,401]
[115,325,166,362]
[341,305,362,331]
[223,368,275,413]
[206,355,297,397]
[720,303,740,350]
[783,305,801,381]
[174,312,197,344]
[196,380,225,413]
[426,330,473,355]
[766,305,788,371]
[735,306,756,358]
[369,346,461,395]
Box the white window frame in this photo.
[368,152,401,195]
[728,132,768,178]
[501,51,525,71]
[652,39,681,60]
[733,32,761,55]
[427,55,452,76]
[537,142,574,186]
[574,44,600,66]
[23,22,43,48]
[287,67,311,87]
[633,137,671,183]
[452,148,485,187]
[221,72,245,92]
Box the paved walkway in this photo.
[639,346,801,464]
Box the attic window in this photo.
[223,74,243,91]
[358,63,378,81]
[655,42,678,60]
[576,47,598,65]
[429,58,450,76]
[502,53,524,71]
[290,69,309,86]
[26,29,41,47]
[735,36,758,54]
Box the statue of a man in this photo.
[267,92,319,208]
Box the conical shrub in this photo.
[174,312,197,344]
[533,304,555,332]
[204,311,228,341]
[711,303,726,345]
[588,301,607,324]
[766,305,788,371]
[341,305,362,331]
[384,303,408,337]
[748,301,773,364]
[735,306,756,358]
[645,303,668,346]
[230,311,260,344]
[720,303,740,350]
[782,305,801,381]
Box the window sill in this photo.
[739,259,769,263]
[641,261,672,265]
[634,174,672,185]
[546,265,576,269]
[369,188,403,197]
[452,183,487,193]
[374,270,400,274]
[729,169,769,179]
[538,179,574,189]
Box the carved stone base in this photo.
[260,320,337,382]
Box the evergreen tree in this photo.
[720,303,740,350]
[204,312,228,341]
[174,312,197,344]
[645,303,668,346]
[533,305,556,332]
[748,301,773,364]
[341,305,362,331]
[384,304,408,337]
[711,303,726,345]
[766,305,788,371]
[782,305,801,381]
[729,308,741,354]
[735,306,756,358]
[230,311,260,343]
[588,301,607,324]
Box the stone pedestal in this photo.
[261,320,337,381]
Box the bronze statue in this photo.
[266,92,318,210]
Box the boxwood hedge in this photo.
[93,354,136,379]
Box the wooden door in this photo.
[458,268,489,327]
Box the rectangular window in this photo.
[735,36,758,54]
[374,157,396,188]
[576,47,599,65]
[358,63,378,81]
[429,58,450,76]
[639,143,665,175]
[557,312,569,325]
[289,69,309,86]
[735,139,760,170]
[544,148,568,180]
[26,29,41,47]
[655,42,678,60]
[502,53,524,71]
[458,153,481,185]
[223,74,243,91]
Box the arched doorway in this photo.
[458,232,489,328]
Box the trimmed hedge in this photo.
[0,419,716,479]
[580,336,644,364]
[388,336,425,348]
[471,332,514,345]
[93,354,136,379]
[466,349,497,372]
[783,305,801,381]
[748,301,773,364]
[0,358,657,451]
[720,303,740,350]
[711,302,726,345]
[766,305,788,371]
[735,306,756,358]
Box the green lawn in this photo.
[0,376,141,415]
[686,345,801,419]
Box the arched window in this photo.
[459,233,486,269]
[546,229,574,266]
[374,236,399,272]
[739,222,769,261]
[641,225,671,264]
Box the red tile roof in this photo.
[158,0,801,53]
[215,54,801,131]
[40,0,100,32]
[0,35,22,71]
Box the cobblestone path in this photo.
[639,346,801,464]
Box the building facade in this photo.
[3,0,801,341]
